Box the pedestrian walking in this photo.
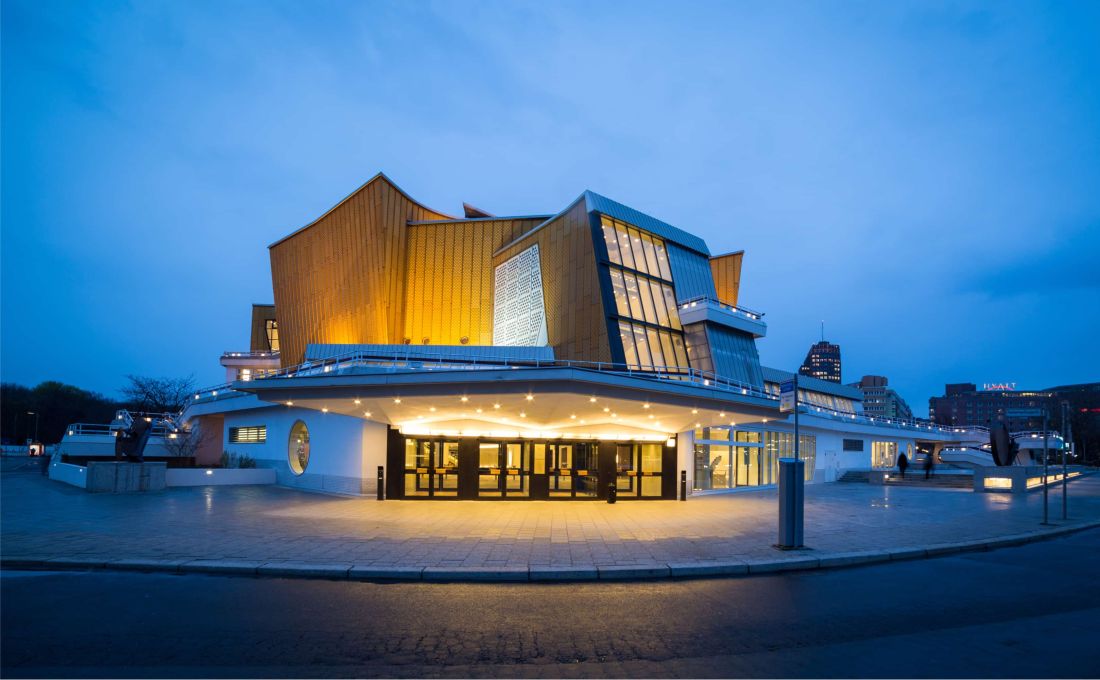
[924,452,934,479]
[897,454,908,479]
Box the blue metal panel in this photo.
[584,191,710,256]
[667,243,717,302]
[706,325,764,388]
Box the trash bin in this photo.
[777,458,804,549]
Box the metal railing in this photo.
[677,296,765,322]
[221,350,280,359]
[797,405,988,437]
[190,349,778,403]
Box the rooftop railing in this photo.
[220,350,281,359]
[186,350,989,438]
[677,296,765,322]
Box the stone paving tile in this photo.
[2,467,1098,571]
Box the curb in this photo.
[4,520,1098,584]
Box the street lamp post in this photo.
[27,411,40,442]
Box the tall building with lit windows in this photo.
[799,340,842,383]
[63,172,984,500]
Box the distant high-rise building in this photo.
[799,340,842,383]
[929,383,1054,431]
[849,375,913,420]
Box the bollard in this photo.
[607,482,617,504]
[777,458,805,549]
[376,465,384,501]
[680,470,687,501]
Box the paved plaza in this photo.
[2,462,1098,579]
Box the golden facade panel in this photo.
[493,201,612,363]
[709,251,744,307]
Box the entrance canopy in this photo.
[235,365,779,440]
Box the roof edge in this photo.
[492,193,587,257]
[268,172,456,249]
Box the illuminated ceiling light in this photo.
[643,403,651,409]
[763,418,769,423]
[655,422,662,428]
[394,398,402,404]
[611,413,618,419]
[520,412,527,418]
[603,407,610,413]
[354,399,361,405]
[580,419,587,424]
[666,437,676,447]
[589,397,597,403]
[460,396,469,403]
[475,408,483,414]
[417,415,423,420]
[719,412,726,418]
[648,414,654,419]
[493,403,501,409]
[691,408,698,414]
[525,394,534,401]
[695,422,701,428]
[286,401,294,406]
[570,414,576,419]
[364,411,372,418]
[322,407,329,413]
[429,407,437,412]
[729,421,736,427]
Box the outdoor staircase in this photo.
[883,473,973,489]
[838,470,871,483]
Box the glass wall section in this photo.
[601,215,689,372]
[705,325,764,387]
[684,323,715,373]
[735,431,762,486]
[666,242,717,302]
[872,441,898,469]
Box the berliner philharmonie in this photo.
[171,173,985,499]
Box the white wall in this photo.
[220,406,388,496]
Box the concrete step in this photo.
[838,470,871,483]
[884,474,972,488]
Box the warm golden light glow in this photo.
[354,399,361,405]
[322,407,329,413]
[394,398,402,404]
[589,397,597,403]
[364,411,372,417]
[460,396,469,402]
[525,394,534,401]
[493,403,501,409]
[286,401,294,406]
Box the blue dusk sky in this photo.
[2,0,1098,411]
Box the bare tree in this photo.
[121,375,196,413]
[162,420,209,459]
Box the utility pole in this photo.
[1062,400,1069,520]
[27,411,39,442]
[1042,410,1049,525]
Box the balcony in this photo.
[677,297,767,337]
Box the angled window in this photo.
[599,215,687,371]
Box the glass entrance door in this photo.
[403,439,459,498]
[550,442,598,499]
[477,441,530,498]
[616,443,664,498]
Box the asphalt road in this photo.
[2,529,1098,679]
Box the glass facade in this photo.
[694,428,815,489]
[600,215,689,371]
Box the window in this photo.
[229,426,266,444]
[600,216,688,371]
[288,421,309,474]
[266,319,280,352]
[843,438,864,451]
[871,441,898,469]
